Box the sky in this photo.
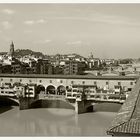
[0,3,140,59]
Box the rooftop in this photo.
[107,78,140,136]
[0,74,138,80]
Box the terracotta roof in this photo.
[107,78,140,136]
[108,120,140,136]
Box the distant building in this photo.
[88,58,101,69]
[53,65,64,74]
[64,61,77,75]
[64,60,85,75]
[28,60,37,74]
[1,63,11,74]
[11,59,22,74]
[37,59,53,74]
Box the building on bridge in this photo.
[0,74,139,114]
[0,74,137,106]
[0,74,137,96]
[0,82,36,98]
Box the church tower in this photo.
[89,52,94,59]
[9,41,15,58]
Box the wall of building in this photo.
[0,75,137,90]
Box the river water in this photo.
[0,103,121,136]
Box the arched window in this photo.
[82,81,85,84]
[46,85,56,94]
[36,85,45,94]
[57,85,66,95]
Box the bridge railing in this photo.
[0,93,16,97]
[86,93,126,103]
[86,97,125,102]
[38,93,66,100]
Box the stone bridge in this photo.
[0,74,136,114]
[0,74,137,94]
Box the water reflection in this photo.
[0,103,121,136]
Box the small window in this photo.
[118,82,121,85]
[82,81,85,84]
[94,81,97,85]
[1,78,3,81]
[29,88,33,91]
[106,81,109,85]
[10,79,12,82]
[39,80,42,83]
[130,82,133,85]
[71,81,74,84]
[60,80,63,83]
[29,80,32,83]
[50,80,52,83]
[128,88,132,91]
[20,79,22,82]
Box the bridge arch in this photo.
[36,85,45,94]
[30,99,75,110]
[57,85,66,95]
[46,85,56,94]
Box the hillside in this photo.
[14,49,45,58]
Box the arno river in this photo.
[0,103,121,136]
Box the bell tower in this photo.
[9,41,15,58]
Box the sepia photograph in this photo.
[0,0,140,137]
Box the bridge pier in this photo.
[19,98,37,110]
[75,100,94,114]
